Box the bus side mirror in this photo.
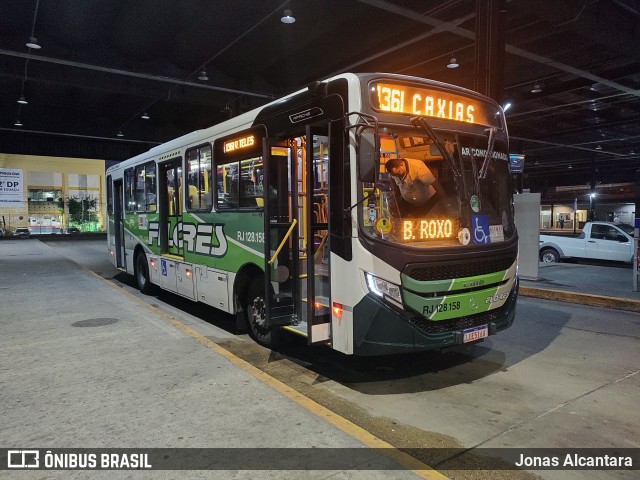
[358,132,379,183]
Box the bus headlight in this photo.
[365,273,402,304]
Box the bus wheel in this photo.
[135,251,155,294]
[246,278,283,348]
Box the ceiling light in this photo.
[18,95,28,105]
[26,36,41,49]
[595,144,602,150]
[531,83,542,93]
[14,119,23,126]
[568,164,573,169]
[447,56,459,69]
[281,9,296,23]
[198,69,209,81]
[141,112,150,120]
[502,102,512,112]
[117,130,124,137]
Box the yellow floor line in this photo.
[87,270,448,479]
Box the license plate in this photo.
[463,325,488,343]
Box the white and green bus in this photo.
[106,72,518,355]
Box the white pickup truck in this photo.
[539,221,635,263]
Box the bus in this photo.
[106,72,518,356]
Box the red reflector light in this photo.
[332,302,343,318]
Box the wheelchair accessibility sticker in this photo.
[161,259,168,276]
[472,215,491,244]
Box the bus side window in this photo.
[186,145,212,211]
[144,162,157,212]
[216,163,239,208]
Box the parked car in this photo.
[66,227,81,235]
[14,227,31,238]
[539,221,634,263]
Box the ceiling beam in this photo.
[360,0,640,98]
[0,49,274,100]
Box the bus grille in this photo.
[409,305,507,335]
[404,256,515,281]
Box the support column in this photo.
[474,0,506,101]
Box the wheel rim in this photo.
[137,255,147,287]
[248,296,267,331]
[542,252,555,262]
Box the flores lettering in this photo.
[148,222,228,257]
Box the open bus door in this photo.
[262,130,331,344]
[113,179,125,269]
[263,140,299,328]
[303,126,331,344]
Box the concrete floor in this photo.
[2,239,639,480]
[0,239,424,479]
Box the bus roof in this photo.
[106,72,500,174]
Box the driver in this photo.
[385,157,440,215]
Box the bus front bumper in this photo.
[352,279,518,356]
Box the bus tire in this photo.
[245,277,284,348]
[540,248,560,263]
[135,251,155,294]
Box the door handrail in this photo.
[268,219,297,265]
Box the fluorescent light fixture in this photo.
[141,112,149,120]
[198,69,208,81]
[26,37,41,49]
[531,83,542,93]
[447,56,459,69]
[595,144,602,150]
[281,9,296,23]
[14,119,23,126]
[503,102,512,112]
[116,130,124,137]
[18,95,28,104]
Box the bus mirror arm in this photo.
[343,191,374,217]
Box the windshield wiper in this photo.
[478,127,498,179]
[410,116,460,177]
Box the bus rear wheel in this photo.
[245,278,284,348]
[135,251,155,294]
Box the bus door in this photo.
[157,158,184,293]
[263,140,299,328]
[113,179,125,269]
[302,127,331,343]
[262,130,331,344]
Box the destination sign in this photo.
[371,82,501,128]
[215,126,265,163]
[224,134,255,153]
[402,218,457,242]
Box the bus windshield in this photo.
[360,125,515,249]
